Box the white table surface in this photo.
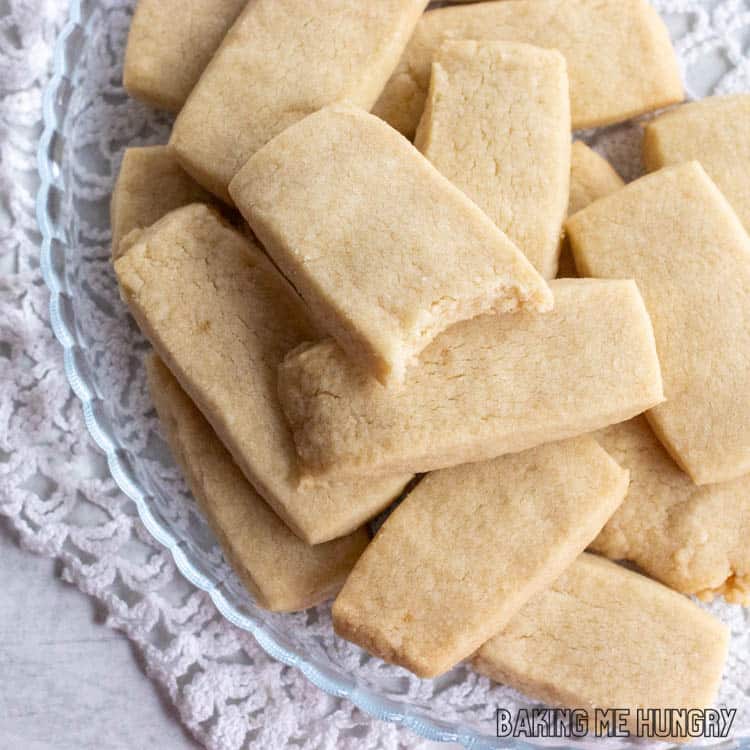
[0,516,456,749]
[0,516,203,750]
[3,2,744,749]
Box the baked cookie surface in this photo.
[567,141,625,217]
[557,141,625,277]
[170,0,429,201]
[333,438,628,678]
[592,416,750,605]
[110,146,216,258]
[568,161,750,485]
[415,41,570,279]
[278,278,664,479]
[231,104,551,386]
[123,0,247,112]
[146,355,368,613]
[644,94,750,233]
[115,204,411,544]
[475,554,729,740]
[374,0,683,136]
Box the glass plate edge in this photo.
[33,3,750,750]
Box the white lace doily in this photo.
[2,2,750,749]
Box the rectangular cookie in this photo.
[568,142,625,217]
[474,554,729,740]
[563,155,750,603]
[333,438,629,678]
[591,416,750,605]
[110,146,217,259]
[146,355,368,612]
[169,0,429,201]
[230,104,552,386]
[414,41,570,279]
[278,278,664,479]
[643,94,750,232]
[373,0,683,137]
[123,0,247,112]
[115,204,411,544]
[557,141,625,278]
[567,161,750,485]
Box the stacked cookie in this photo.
[115,0,750,737]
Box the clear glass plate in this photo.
[37,1,750,748]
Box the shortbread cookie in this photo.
[230,104,552,386]
[278,279,664,479]
[115,205,410,544]
[146,355,368,612]
[643,94,750,232]
[564,159,749,600]
[333,438,628,678]
[557,142,625,277]
[110,146,216,259]
[591,416,750,604]
[414,41,570,279]
[474,554,729,739]
[170,0,429,201]
[568,142,625,217]
[374,0,683,137]
[123,0,247,112]
[568,162,750,485]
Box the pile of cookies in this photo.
[114,0,750,737]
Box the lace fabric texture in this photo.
[2,1,750,748]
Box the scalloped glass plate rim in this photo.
[35,2,749,749]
